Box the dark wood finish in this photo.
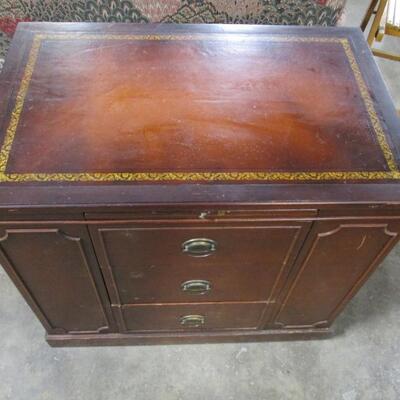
[0,23,400,207]
[116,302,266,332]
[89,221,311,304]
[0,23,400,346]
[0,223,115,334]
[46,327,333,347]
[4,30,390,175]
[268,219,400,329]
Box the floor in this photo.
[1,2,400,400]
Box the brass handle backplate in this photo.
[181,280,211,295]
[180,315,205,328]
[182,238,217,257]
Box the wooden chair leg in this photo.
[361,0,379,31]
[366,0,388,45]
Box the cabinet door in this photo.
[269,219,400,329]
[0,224,115,334]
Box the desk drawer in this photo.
[90,222,311,304]
[116,302,266,332]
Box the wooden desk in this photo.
[1,23,400,346]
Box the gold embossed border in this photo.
[0,33,398,183]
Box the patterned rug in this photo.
[0,0,345,66]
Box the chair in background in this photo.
[361,0,400,61]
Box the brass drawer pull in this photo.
[180,315,205,328]
[182,238,217,257]
[181,279,211,295]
